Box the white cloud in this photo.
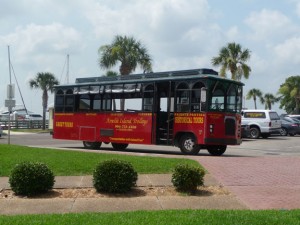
[296,2,300,17]
[82,0,211,41]
[274,36,300,64]
[225,26,240,41]
[245,9,291,41]
[0,23,83,64]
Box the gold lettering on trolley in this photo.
[175,117,193,124]
[55,113,74,116]
[86,113,96,116]
[109,137,144,142]
[208,114,221,119]
[105,117,149,130]
[138,113,151,116]
[174,113,204,124]
[175,113,204,117]
[55,122,73,127]
[193,117,203,123]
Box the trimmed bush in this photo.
[93,159,138,193]
[9,161,55,196]
[171,164,205,193]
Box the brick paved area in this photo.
[197,157,300,209]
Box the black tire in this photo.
[83,141,101,149]
[111,143,129,150]
[289,133,295,136]
[179,134,201,155]
[207,145,227,156]
[261,133,270,139]
[249,127,260,139]
[280,128,288,136]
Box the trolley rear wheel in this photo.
[207,145,227,156]
[83,141,101,149]
[111,143,129,150]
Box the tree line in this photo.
[28,35,300,129]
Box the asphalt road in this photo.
[0,131,300,157]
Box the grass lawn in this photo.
[0,209,299,224]
[0,144,200,176]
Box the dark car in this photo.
[280,117,300,136]
[241,123,250,138]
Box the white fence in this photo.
[0,120,49,129]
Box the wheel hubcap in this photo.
[184,139,194,151]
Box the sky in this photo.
[1,0,300,115]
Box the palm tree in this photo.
[278,76,300,114]
[261,93,279,110]
[98,35,152,109]
[246,88,263,109]
[29,72,59,130]
[211,42,251,81]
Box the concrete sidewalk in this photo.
[0,174,247,215]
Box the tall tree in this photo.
[278,76,300,114]
[246,88,263,109]
[261,93,279,110]
[211,42,251,81]
[98,35,152,109]
[29,72,59,130]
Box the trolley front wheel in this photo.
[83,141,102,150]
[179,134,201,155]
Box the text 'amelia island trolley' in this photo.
[52,68,244,155]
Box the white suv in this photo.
[241,109,281,139]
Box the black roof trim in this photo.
[75,68,218,84]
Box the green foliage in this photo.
[93,159,138,193]
[278,75,300,114]
[98,35,152,75]
[211,42,251,81]
[9,161,55,196]
[261,93,280,110]
[172,164,205,193]
[246,88,263,109]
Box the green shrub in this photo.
[171,164,205,193]
[9,161,55,196]
[93,159,138,193]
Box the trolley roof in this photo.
[55,68,244,88]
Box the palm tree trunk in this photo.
[42,90,48,130]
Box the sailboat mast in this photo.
[66,54,69,84]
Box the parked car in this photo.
[241,123,250,138]
[286,114,300,121]
[241,109,281,139]
[280,117,300,136]
[0,112,10,121]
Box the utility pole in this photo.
[5,46,16,145]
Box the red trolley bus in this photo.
[53,68,244,155]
